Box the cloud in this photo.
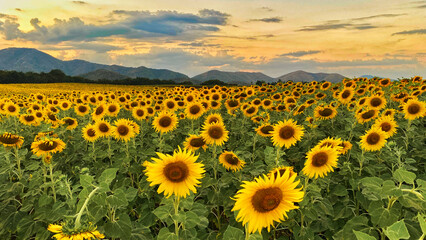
[41,42,123,53]
[259,7,273,12]
[178,41,220,47]
[248,17,282,23]
[297,21,377,31]
[392,29,426,35]
[280,50,321,57]
[0,13,18,21]
[350,13,406,21]
[72,1,88,4]
[15,8,23,12]
[0,9,230,43]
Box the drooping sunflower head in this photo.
[372,115,398,138]
[201,121,229,146]
[183,134,207,151]
[255,124,275,137]
[360,127,388,152]
[337,140,353,154]
[47,221,104,240]
[356,108,378,124]
[219,151,245,172]
[302,145,340,179]
[62,117,78,130]
[31,137,66,157]
[152,111,178,134]
[144,147,205,198]
[316,137,343,150]
[0,132,24,148]
[402,99,425,120]
[113,119,136,142]
[232,171,304,234]
[271,119,304,148]
[185,102,205,119]
[314,105,338,120]
[268,166,296,180]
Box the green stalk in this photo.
[173,196,180,239]
[275,147,281,167]
[49,164,56,202]
[14,147,22,180]
[251,134,257,162]
[245,223,251,240]
[75,187,99,229]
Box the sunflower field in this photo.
[0,77,425,240]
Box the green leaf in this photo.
[103,214,132,239]
[38,194,53,207]
[368,201,400,228]
[393,169,416,185]
[248,233,263,240]
[153,204,173,221]
[106,194,127,209]
[384,220,410,240]
[98,168,118,190]
[418,214,426,235]
[353,230,376,240]
[80,174,94,189]
[157,228,178,240]
[223,226,244,240]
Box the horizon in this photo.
[0,0,425,78]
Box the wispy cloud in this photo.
[0,13,18,21]
[297,22,377,31]
[392,29,426,35]
[248,17,282,23]
[72,1,88,5]
[280,50,321,57]
[350,13,406,21]
[259,7,273,12]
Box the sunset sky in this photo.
[0,0,425,78]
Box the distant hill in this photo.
[0,48,189,80]
[276,70,347,83]
[80,69,128,81]
[192,70,275,85]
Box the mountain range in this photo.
[0,47,348,84]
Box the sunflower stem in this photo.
[14,147,22,180]
[92,142,96,161]
[49,164,56,202]
[173,196,180,239]
[404,120,411,151]
[158,133,164,152]
[275,147,281,167]
[107,137,112,165]
[244,223,251,240]
[75,186,99,229]
[359,150,365,176]
[251,134,257,162]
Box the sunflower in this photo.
[219,151,245,172]
[255,124,275,137]
[75,104,90,116]
[47,222,104,240]
[113,119,136,142]
[314,105,338,120]
[367,95,386,110]
[4,102,20,116]
[106,102,120,117]
[402,99,425,120]
[201,122,229,146]
[62,117,78,130]
[337,140,352,154]
[232,171,304,234]
[316,137,343,150]
[204,113,223,125]
[271,119,304,148]
[225,99,240,110]
[144,147,205,198]
[268,166,296,179]
[183,134,208,151]
[92,104,106,120]
[0,132,24,148]
[82,124,99,142]
[152,111,178,134]
[164,99,177,111]
[302,145,340,179]
[94,120,112,137]
[59,100,72,111]
[185,102,205,119]
[356,109,378,124]
[31,138,66,157]
[243,105,259,117]
[19,114,40,126]
[372,115,398,138]
[338,88,354,104]
[360,127,388,152]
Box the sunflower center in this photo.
[361,110,375,119]
[381,80,389,85]
[0,134,21,144]
[8,105,16,112]
[251,187,283,213]
[407,103,420,114]
[367,133,380,145]
[167,102,175,109]
[78,106,87,113]
[38,141,59,151]
[297,105,306,113]
[189,105,201,115]
[136,109,144,117]
[117,125,129,136]
[253,100,261,105]
[260,125,274,134]
[319,108,333,117]
[189,137,205,147]
[279,126,295,140]
[246,107,256,114]
[264,100,271,106]
[24,115,35,121]
[47,113,57,121]
[159,116,172,128]
[62,103,68,108]
[341,90,351,98]
[99,123,109,133]
[312,152,328,167]
[95,106,104,115]
[224,154,239,165]
[208,117,219,124]
[228,100,239,108]
[208,126,224,139]
[108,105,117,112]
[212,94,220,100]
[64,119,75,125]
[163,161,189,182]
[370,97,382,107]
[87,129,96,137]
[380,122,391,132]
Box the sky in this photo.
[0,0,425,78]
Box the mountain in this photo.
[192,70,275,85]
[0,48,189,80]
[79,69,128,81]
[276,70,347,83]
